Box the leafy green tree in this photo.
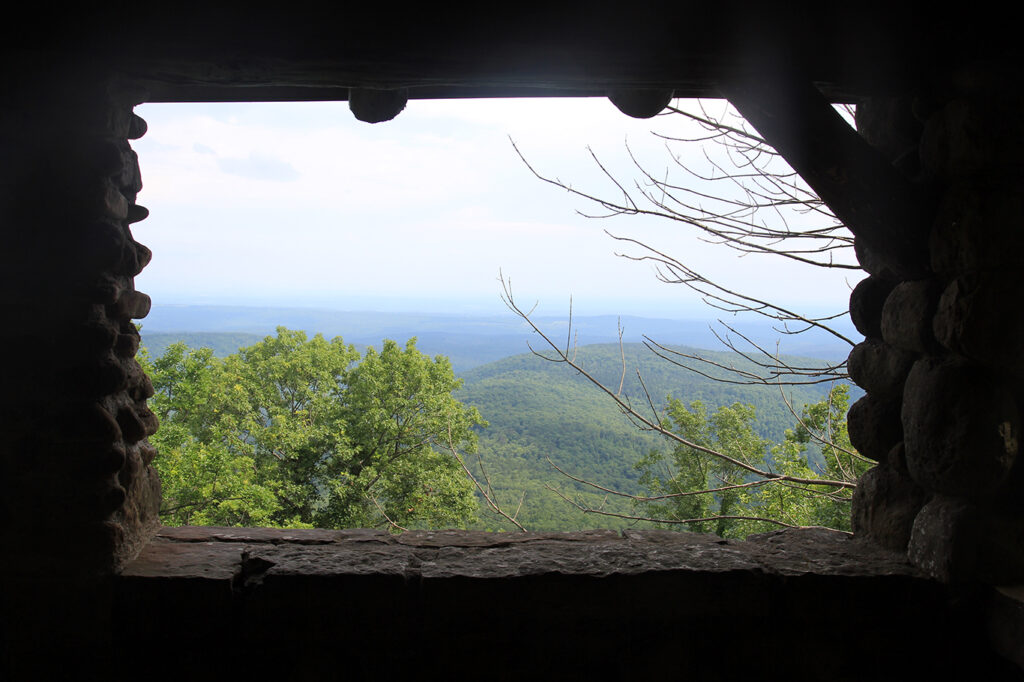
[142,328,484,530]
[140,343,290,526]
[631,384,865,536]
[753,384,868,532]
[635,400,771,537]
[319,338,483,528]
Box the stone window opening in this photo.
[127,96,864,537]
[3,20,1024,679]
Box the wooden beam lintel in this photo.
[724,75,932,280]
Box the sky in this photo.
[131,97,860,320]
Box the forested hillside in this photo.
[141,332,266,358]
[457,343,855,531]
[138,331,858,532]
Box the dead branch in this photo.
[545,483,849,534]
[445,423,528,532]
[499,275,854,491]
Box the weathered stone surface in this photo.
[66,220,126,273]
[852,463,928,550]
[854,236,903,281]
[71,137,125,177]
[856,95,923,176]
[933,274,1024,372]
[989,586,1024,671]
[976,514,1024,585]
[58,357,128,397]
[53,402,122,444]
[125,203,148,224]
[127,113,147,140]
[847,394,903,461]
[112,289,150,319]
[116,527,1013,681]
[608,89,674,118]
[127,363,154,401]
[113,328,140,358]
[907,494,1023,584]
[120,239,151,276]
[115,403,158,444]
[50,322,116,364]
[116,146,142,196]
[920,98,1024,177]
[100,181,127,219]
[930,180,1024,276]
[127,526,917,582]
[902,357,1019,498]
[348,87,408,123]
[850,275,895,339]
[908,496,979,582]
[72,443,127,475]
[847,338,915,399]
[138,441,157,466]
[881,278,941,354]
[87,273,125,305]
[115,405,147,443]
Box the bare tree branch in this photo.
[499,275,854,491]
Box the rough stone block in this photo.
[854,237,902,282]
[65,219,126,274]
[112,290,150,320]
[117,146,142,196]
[881,279,941,354]
[127,113,147,140]
[125,203,149,224]
[114,329,140,358]
[908,496,979,582]
[933,274,1024,373]
[852,463,929,551]
[909,496,1024,584]
[138,441,158,466]
[100,182,128,220]
[855,95,923,176]
[53,402,122,444]
[847,394,903,461]
[116,405,148,443]
[920,98,1024,177]
[120,239,151,277]
[850,276,895,339]
[58,358,129,397]
[70,443,127,476]
[902,357,1019,499]
[847,338,915,400]
[126,361,154,401]
[930,180,1024,276]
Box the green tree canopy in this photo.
[632,384,867,537]
[141,328,484,530]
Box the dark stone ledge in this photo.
[109,526,1023,680]
[125,525,918,581]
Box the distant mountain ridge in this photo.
[142,304,857,372]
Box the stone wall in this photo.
[1,50,1023,678]
[0,70,160,578]
[851,65,1024,584]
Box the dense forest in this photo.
[140,330,864,535]
[457,343,858,531]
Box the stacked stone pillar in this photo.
[0,70,160,579]
[851,69,1024,583]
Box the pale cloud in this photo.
[217,153,300,182]
[131,99,857,319]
